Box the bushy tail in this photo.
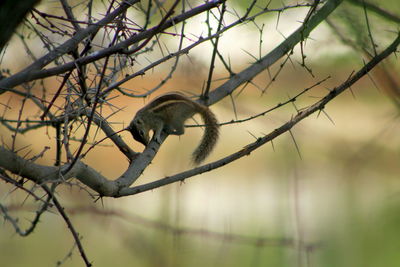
[192,106,219,165]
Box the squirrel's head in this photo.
[128,117,150,146]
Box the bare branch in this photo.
[0,191,52,236]
[0,0,140,90]
[0,0,223,90]
[347,0,400,23]
[41,185,92,267]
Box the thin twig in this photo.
[0,191,52,236]
[203,2,226,98]
[41,185,92,267]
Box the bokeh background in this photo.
[1,0,399,266]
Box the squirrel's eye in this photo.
[136,119,142,125]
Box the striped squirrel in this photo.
[128,93,219,164]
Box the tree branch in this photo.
[0,0,140,91]
[0,0,41,51]
[207,0,344,104]
[0,0,224,90]
[118,31,400,196]
[1,0,397,200]
[347,0,400,23]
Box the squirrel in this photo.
[128,93,219,164]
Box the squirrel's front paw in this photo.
[152,132,162,144]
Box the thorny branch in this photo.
[0,187,52,236]
[41,185,92,267]
[118,31,400,196]
[3,0,396,197]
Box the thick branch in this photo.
[207,0,344,104]
[0,0,41,51]
[0,146,118,196]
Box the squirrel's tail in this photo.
[192,106,219,164]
